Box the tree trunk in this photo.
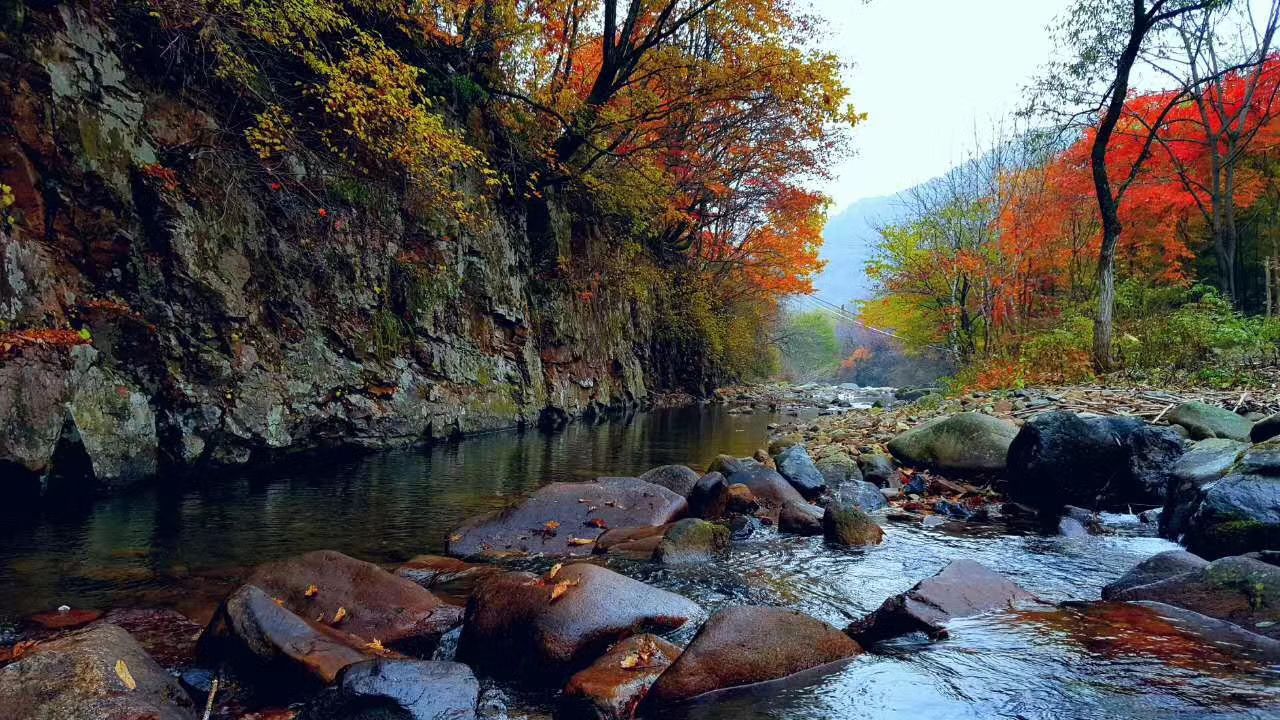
[1266,256,1274,318]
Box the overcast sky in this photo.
[808,0,1068,212]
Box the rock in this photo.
[1057,516,1090,538]
[823,504,885,547]
[299,659,479,720]
[395,555,500,602]
[457,563,700,684]
[447,478,688,558]
[1093,416,1185,502]
[558,635,680,720]
[1167,401,1254,441]
[24,608,103,632]
[887,412,1018,472]
[0,623,196,720]
[774,445,826,499]
[724,484,759,514]
[857,453,898,487]
[846,560,1036,645]
[1101,550,1209,599]
[654,519,730,564]
[637,465,700,497]
[1183,438,1280,558]
[833,479,888,512]
[1252,413,1280,443]
[65,364,158,486]
[767,437,799,456]
[1127,601,1280,663]
[644,606,860,707]
[247,550,462,654]
[725,465,806,521]
[707,455,749,477]
[101,608,204,669]
[0,346,76,479]
[200,584,377,690]
[778,500,824,536]
[687,472,729,518]
[1107,556,1280,639]
[815,452,862,487]
[1161,439,1249,540]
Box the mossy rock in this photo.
[887,412,1018,472]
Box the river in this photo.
[1,404,1277,719]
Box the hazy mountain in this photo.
[811,193,907,307]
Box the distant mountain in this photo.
[811,193,907,307]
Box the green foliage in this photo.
[371,308,405,362]
[779,311,840,380]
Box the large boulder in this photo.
[823,504,884,547]
[199,584,377,690]
[1160,439,1249,541]
[637,465,701,497]
[65,364,158,487]
[774,445,826,499]
[857,453,898,488]
[1093,416,1185,502]
[0,345,77,479]
[1252,412,1280,443]
[558,634,681,720]
[246,550,462,654]
[644,606,861,707]
[0,623,196,720]
[1167,401,1254,441]
[394,555,501,602]
[725,465,805,517]
[832,479,888,512]
[298,659,479,720]
[887,412,1018,472]
[447,478,688,558]
[1100,550,1209,599]
[457,563,700,684]
[595,519,729,564]
[1183,438,1280,558]
[778,500,825,536]
[687,472,729,519]
[815,451,862,487]
[1107,555,1280,640]
[846,560,1036,645]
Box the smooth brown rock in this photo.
[645,606,861,707]
[447,478,688,558]
[846,560,1036,645]
[457,563,700,684]
[395,555,500,604]
[637,465,701,497]
[558,634,681,720]
[247,550,462,654]
[0,623,196,720]
[778,501,824,536]
[726,465,806,522]
[102,608,204,669]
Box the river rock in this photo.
[707,455,750,476]
[1100,550,1209,599]
[774,444,826,499]
[457,563,700,684]
[298,659,479,720]
[1167,402,1254,441]
[596,519,729,564]
[1160,439,1249,540]
[394,555,500,602]
[247,550,462,654]
[1127,601,1280,663]
[644,606,861,707]
[0,623,196,720]
[1093,416,1185,502]
[858,453,898,487]
[778,500,824,536]
[1252,413,1280,443]
[687,472,729,518]
[815,451,862,486]
[833,479,888,512]
[887,412,1018,472]
[101,608,204,669]
[447,478,688,558]
[846,560,1036,645]
[725,465,806,519]
[200,584,377,690]
[1183,438,1280,558]
[1107,555,1280,640]
[558,634,680,720]
[637,465,701,497]
[823,504,884,547]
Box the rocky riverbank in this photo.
[3,388,1278,719]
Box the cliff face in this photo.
[0,3,692,492]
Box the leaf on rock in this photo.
[549,578,579,603]
[304,584,319,598]
[586,518,608,529]
[567,537,595,546]
[619,653,640,669]
[115,659,137,690]
[365,639,386,654]
[548,562,563,580]
[332,607,348,624]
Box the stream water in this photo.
[1,404,1278,719]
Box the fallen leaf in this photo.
[543,520,561,536]
[304,584,319,598]
[586,518,608,529]
[548,563,563,580]
[332,607,348,624]
[619,653,640,669]
[115,659,137,690]
[365,639,386,654]
[273,597,285,606]
[449,533,462,543]
[567,537,595,546]
[549,579,579,603]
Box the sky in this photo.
[808,0,1070,213]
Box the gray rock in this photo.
[774,444,826,499]
[1181,438,1280,558]
[858,453,898,487]
[66,364,158,486]
[1252,413,1280,443]
[815,452,862,486]
[1101,550,1209,599]
[0,346,76,478]
[887,412,1018,472]
[1108,556,1280,640]
[778,500,825,536]
[834,479,888,512]
[299,659,479,720]
[1168,402,1254,442]
[823,504,885,547]
[637,465,700,497]
[1160,439,1248,540]
[0,623,196,720]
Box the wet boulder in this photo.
[100,608,204,670]
[1183,438,1280,558]
[247,550,462,655]
[823,504,885,547]
[457,563,700,684]
[595,519,729,564]
[637,465,701,497]
[815,452,862,487]
[1168,402,1253,441]
[778,500,825,536]
[447,478,687,558]
[858,453,898,488]
[1100,550,1209,599]
[1093,416,1185,502]
[199,584,377,690]
[644,606,861,707]
[558,634,680,720]
[887,412,1018,472]
[846,560,1036,645]
[299,659,479,720]
[725,465,806,520]
[1107,555,1280,640]
[1160,439,1249,541]
[707,455,750,477]
[774,444,826,499]
[1252,413,1280,443]
[1127,601,1280,664]
[832,479,888,512]
[687,472,729,518]
[0,623,196,720]
[394,555,501,603]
